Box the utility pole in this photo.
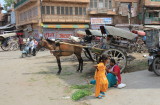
[128,3,132,31]
[38,0,43,38]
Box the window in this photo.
[57,6,60,15]
[90,0,94,8]
[94,0,97,8]
[109,0,112,9]
[75,7,78,15]
[83,8,86,15]
[69,7,73,15]
[61,7,64,15]
[90,0,112,9]
[51,6,54,15]
[79,7,82,15]
[105,0,108,8]
[65,7,68,15]
[34,7,38,16]
[99,0,104,8]
[42,6,45,14]
[46,6,50,14]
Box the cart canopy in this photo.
[100,26,137,40]
[0,33,17,38]
[85,29,103,37]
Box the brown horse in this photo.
[37,39,87,75]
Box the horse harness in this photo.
[51,41,73,56]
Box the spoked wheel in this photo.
[153,57,160,76]
[1,44,10,51]
[102,49,127,73]
[10,41,19,51]
[84,49,97,61]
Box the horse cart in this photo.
[84,26,138,73]
[0,33,19,51]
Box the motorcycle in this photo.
[21,45,36,58]
[148,48,160,76]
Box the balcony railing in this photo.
[145,17,160,24]
[42,15,90,23]
[88,8,116,15]
[43,0,89,3]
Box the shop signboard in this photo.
[56,29,74,39]
[91,18,112,25]
[43,28,56,39]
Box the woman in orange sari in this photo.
[94,54,109,99]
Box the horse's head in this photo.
[36,38,48,51]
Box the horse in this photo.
[36,39,93,75]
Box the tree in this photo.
[3,0,14,11]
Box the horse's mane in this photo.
[46,38,55,44]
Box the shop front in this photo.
[41,24,89,39]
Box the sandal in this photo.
[100,92,105,97]
[96,95,102,99]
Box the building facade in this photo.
[14,0,90,39]
[88,0,139,30]
[142,0,160,25]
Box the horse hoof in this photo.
[57,73,60,75]
[76,70,79,73]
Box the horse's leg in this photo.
[75,54,81,72]
[75,54,83,73]
[56,56,62,75]
[80,55,83,73]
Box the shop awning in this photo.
[42,24,89,29]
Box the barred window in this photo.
[61,7,64,15]
[46,6,50,14]
[79,7,82,15]
[75,7,78,15]
[65,7,68,15]
[42,6,45,14]
[57,6,60,15]
[105,0,108,8]
[69,7,73,15]
[51,6,54,15]
[83,8,86,15]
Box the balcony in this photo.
[14,0,36,9]
[145,17,160,24]
[42,0,89,3]
[88,8,116,15]
[145,0,160,7]
[17,16,38,26]
[42,15,90,23]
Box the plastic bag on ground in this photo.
[117,83,126,89]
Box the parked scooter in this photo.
[147,48,160,76]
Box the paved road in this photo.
[86,70,160,105]
[0,50,160,105]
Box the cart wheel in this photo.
[84,49,96,61]
[152,57,160,76]
[102,49,127,73]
